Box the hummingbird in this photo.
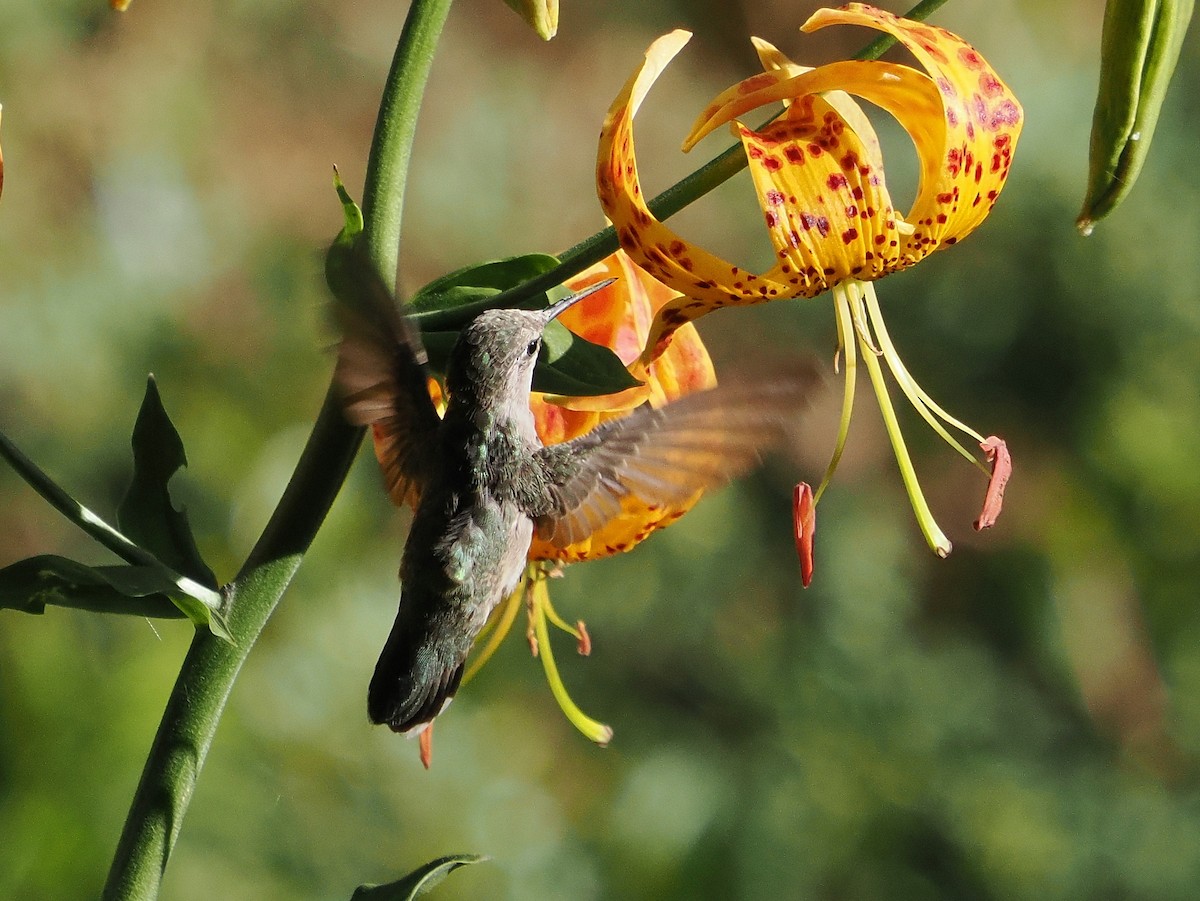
[333,260,812,736]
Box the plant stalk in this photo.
[100,0,455,896]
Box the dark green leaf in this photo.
[0,555,189,618]
[351,855,487,900]
[117,377,218,589]
[535,320,642,395]
[407,254,561,312]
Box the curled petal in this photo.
[597,32,795,359]
[802,4,1022,253]
[974,435,1011,530]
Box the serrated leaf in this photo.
[0,555,189,618]
[351,855,488,901]
[117,377,217,589]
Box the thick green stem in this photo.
[361,0,454,290]
[100,1,454,897]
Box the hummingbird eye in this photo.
[526,338,541,358]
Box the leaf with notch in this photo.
[117,377,217,589]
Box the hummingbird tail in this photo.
[367,607,466,734]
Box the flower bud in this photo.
[1078,0,1195,234]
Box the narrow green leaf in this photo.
[0,555,189,618]
[333,166,365,245]
[351,855,488,900]
[117,377,218,589]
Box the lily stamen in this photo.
[528,574,613,745]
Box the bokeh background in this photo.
[3,0,1200,898]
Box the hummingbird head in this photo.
[444,279,616,405]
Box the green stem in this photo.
[416,0,950,332]
[361,0,453,290]
[100,0,455,896]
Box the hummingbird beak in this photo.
[541,277,617,323]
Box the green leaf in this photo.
[332,165,365,246]
[117,377,218,590]
[351,855,488,900]
[0,555,190,618]
[535,319,642,395]
[407,254,561,312]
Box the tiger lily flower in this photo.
[454,249,718,746]
[597,3,1022,560]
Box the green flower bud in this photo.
[1078,0,1195,234]
[503,0,558,40]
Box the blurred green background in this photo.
[3,0,1200,898]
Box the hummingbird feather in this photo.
[531,372,814,548]
[332,261,442,509]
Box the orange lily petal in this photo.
[597,31,795,362]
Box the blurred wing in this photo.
[332,256,442,505]
[532,370,815,548]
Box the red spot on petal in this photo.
[763,157,782,172]
[827,173,848,191]
[800,212,830,237]
[958,47,984,70]
[841,227,859,244]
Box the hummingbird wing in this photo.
[530,370,815,548]
[332,256,442,506]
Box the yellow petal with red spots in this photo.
[801,4,1022,258]
[597,32,795,325]
[599,4,1021,363]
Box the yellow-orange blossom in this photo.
[597,3,1022,557]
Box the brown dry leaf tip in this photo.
[419,724,433,770]
[974,436,1011,531]
[576,621,592,656]
[793,482,816,588]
